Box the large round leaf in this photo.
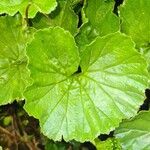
[0,15,31,105]
[0,0,57,18]
[115,111,150,150]
[24,29,148,142]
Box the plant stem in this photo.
[0,126,15,139]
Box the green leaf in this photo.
[140,46,150,72]
[81,0,88,24]
[115,111,150,150]
[94,138,122,150]
[24,30,148,142]
[45,139,81,150]
[119,0,150,48]
[0,15,31,105]
[3,116,12,126]
[45,140,67,150]
[85,0,119,36]
[76,0,120,53]
[119,0,150,75]
[32,0,78,35]
[0,0,57,18]
[75,22,99,53]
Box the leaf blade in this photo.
[85,0,119,36]
[0,15,31,105]
[0,0,57,18]
[24,30,148,142]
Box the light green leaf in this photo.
[115,111,150,150]
[32,0,78,35]
[85,0,119,36]
[0,0,57,18]
[81,0,88,24]
[24,30,148,142]
[119,0,150,48]
[94,138,122,150]
[0,15,31,105]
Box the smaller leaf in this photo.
[140,46,150,73]
[115,111,150,150]
[85,0,119,36]
[119,0,150,48]
[0,0,57,18]
[81,0,88,24]
[0,15,31,105]
[45,140,81,150]
[94,138,122,150]
[3,116,12,126]
[76,0,120,53]
[45,140,67,150]
[119,0,150,77]
[75,22,99,53]
[32,0,78,35]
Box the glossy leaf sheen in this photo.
[0,15,30,105]
[0,0,57,18]
[24,29,148,142]
[115,111,150,150]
